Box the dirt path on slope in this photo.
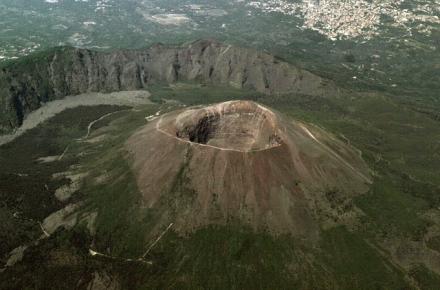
[0,90,152,146]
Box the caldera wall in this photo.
[0,39,335,134]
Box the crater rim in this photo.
[157,100,284,152]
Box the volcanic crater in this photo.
[127,101,371,238]
[162,101,282,152]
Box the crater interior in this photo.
[170,101,282,152]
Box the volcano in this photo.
[126,101,371,238]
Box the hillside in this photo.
[0,83,439,289]
[0,39,335,134]
[127,100,370,237]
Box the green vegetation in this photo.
[427,236,440,253]
[0,46,70,70]
[148,83,262,105]
[0,226,95,290]
[410,264,440,290]
[144,83,440,288]
[356,178,431,240]
[78,106,161,258]
[319,226,408,290]
[0,0,439,285]
[135,226,303,289]
[130,225,409,290]
[0,105,127,262]
[1,83,439,288]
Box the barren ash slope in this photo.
[127,100,370,238]
[1,40,440,290]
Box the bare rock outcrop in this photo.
[0,39,335,134]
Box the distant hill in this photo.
[0,39,338,134]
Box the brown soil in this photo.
[126,101,371,238]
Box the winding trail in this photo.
[88,249,153,265]
[2,214,171,270]
[81,110,129,140]
[58,108,129,161]
[58,145,70,161]
[0,90,152,146]
[87,223,174,265]
[1,95,156,271]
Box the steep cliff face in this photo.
[0,39,334,133]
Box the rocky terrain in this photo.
[0,39,334,134]
[127,101,371,237]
